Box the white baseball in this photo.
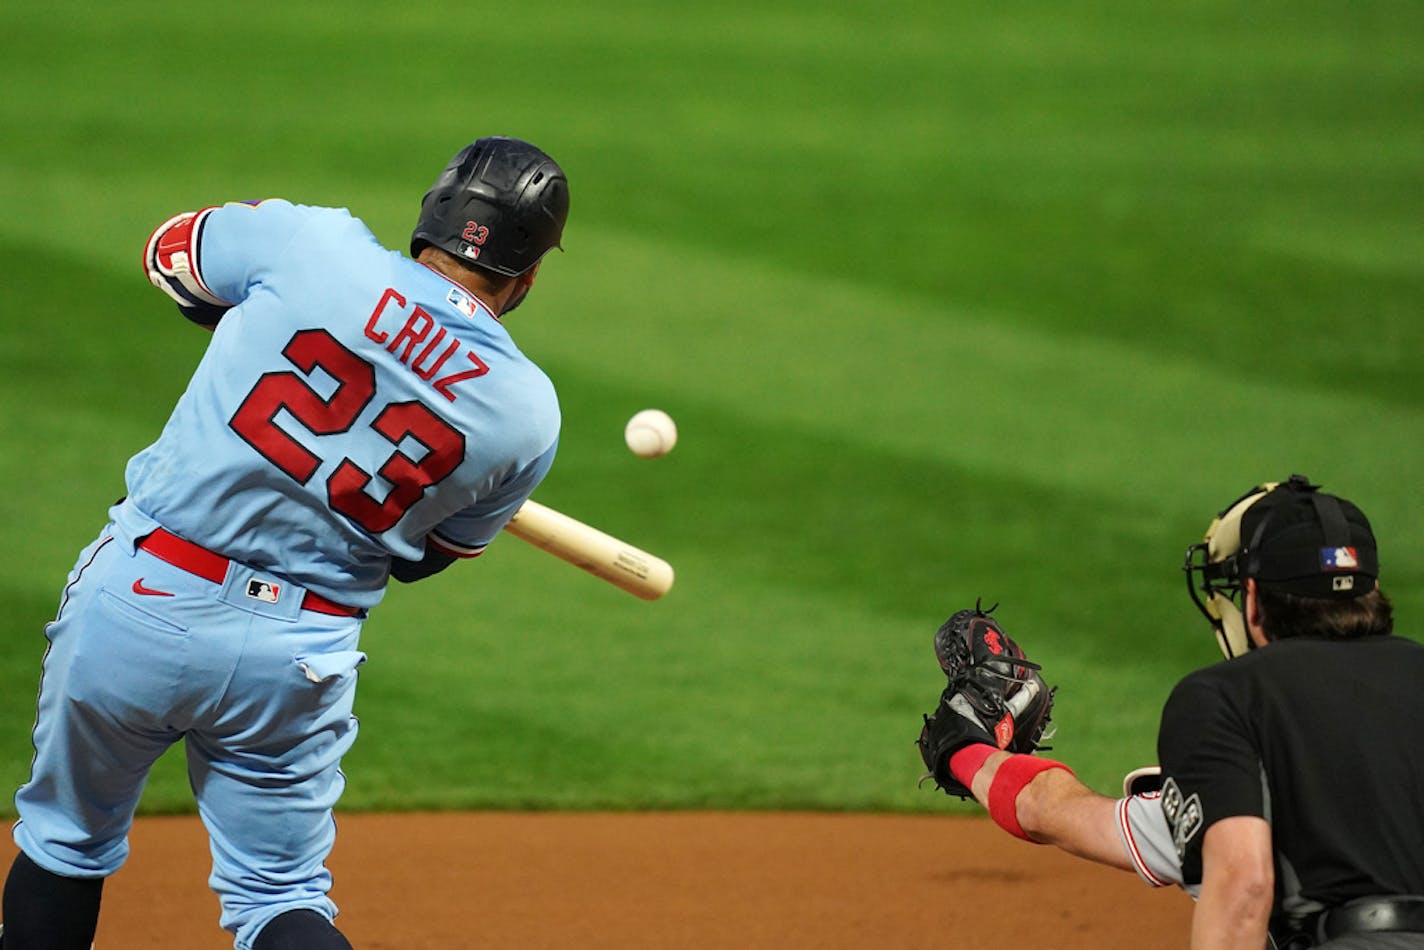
[624,409,677,458]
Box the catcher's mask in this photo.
[1183,474,1378,658]
[411,136,569,277]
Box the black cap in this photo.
[1239,475,1378,598]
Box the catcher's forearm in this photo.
[1014,769,1136,870]
[950,745,1128,867]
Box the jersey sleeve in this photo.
[187,199,313,306]
[1156,671,1267,886]
[1116,793,1184,888]
[427,438,559,559]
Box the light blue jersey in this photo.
[115,199,559,607]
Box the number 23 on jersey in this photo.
[230,327,465,534]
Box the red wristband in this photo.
[948,743,996,791]
[987,755,1073,842]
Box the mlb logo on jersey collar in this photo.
[447,286,478,319]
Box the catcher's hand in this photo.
[917,604,1056,797]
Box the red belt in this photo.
[138,529,361,617]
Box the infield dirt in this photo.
[2,811,1192,947]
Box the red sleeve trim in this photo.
[1117,796,1172,887]
[429,532,486,559]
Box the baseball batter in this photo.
[0,136,570,950]
[918,476,1424,949]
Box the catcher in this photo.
[918,476,1424,950]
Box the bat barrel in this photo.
[504,500,675,601]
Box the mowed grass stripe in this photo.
[2,2,1419,414]
[528,227,1424,530]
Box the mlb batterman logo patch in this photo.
[246,579,281,604]
[446,287,477,319]
[1321,546,1359,570]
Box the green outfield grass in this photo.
[1,0,1420,814]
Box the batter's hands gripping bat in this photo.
[503,500,675,601]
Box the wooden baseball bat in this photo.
[503,499,674,601]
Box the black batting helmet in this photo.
[411,136,569,277]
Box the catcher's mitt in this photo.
[917,603,1056,796]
